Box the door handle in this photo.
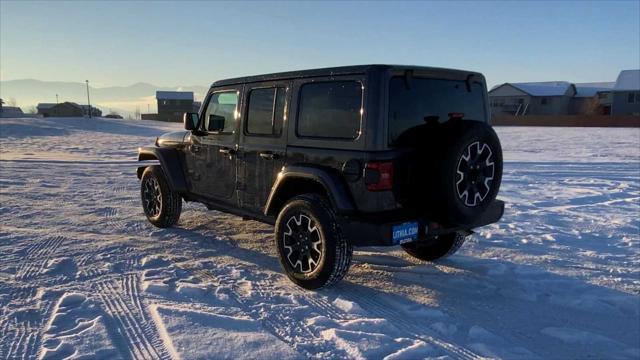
[191,144,201,153]
[219,147,236,155]
[259,151,277,160]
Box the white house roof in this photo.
[574,82,615,98]
[508,81,574,96]
[37,103,56,109]
[156,91,194,100]
[613,70,640,91]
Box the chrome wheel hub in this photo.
[142,177,162,217]
[283,214,322,273]
[456,141,495,207]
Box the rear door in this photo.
[238,82,289,212]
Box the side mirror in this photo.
[183,112,199,130]
[208,115,225,131]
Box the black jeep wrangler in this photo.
[137,65,504,289]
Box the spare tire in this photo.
[396,120,502,225]
[435,120,503,224]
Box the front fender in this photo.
[264,165,356,216]
[137,147,188,193]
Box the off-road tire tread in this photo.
[275,194,352,289]
[141,165,182,228]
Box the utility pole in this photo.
[85,80,92,118]
[55,94,59,104]
[147,104,150,113]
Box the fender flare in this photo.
[137,147,188,193]
[264,165,356,216]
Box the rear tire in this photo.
[140,165,182,228]
[275,194,352,290]
[401,232,467,261]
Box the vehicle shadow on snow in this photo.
[156,217,640,359]
[343,251,640,359]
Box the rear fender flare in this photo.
[137,147,188,193]
[264,165,356,216]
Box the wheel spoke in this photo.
[456,141,495,207]
[282,213,323,274]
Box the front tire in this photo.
[401,232,467,261]
[140,165,182,228]
[275,194,352,290]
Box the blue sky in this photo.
[1,0,639,88]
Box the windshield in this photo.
[388,76,487,145]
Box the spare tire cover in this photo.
[397,120,503,225]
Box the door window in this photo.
[204,91,238,133]
[246,87,286,136]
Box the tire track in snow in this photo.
[340,286,484,360]
[94,274,173,360]
[180,264,338,358]
[0,296,54,360]
[15,236,65,281]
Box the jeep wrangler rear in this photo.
[137,65,504,289]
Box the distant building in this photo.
[611,70,640,115]
[141,113,158,121]
[572,82,615,115]
[37,102,101,117]
[489,82,576,116]
[489,69,639,117]
[0,106,24,118]
[37,103,57,116]
[193,101,202,113]
[156,91,194,122]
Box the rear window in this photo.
[297,81,362,139]
[388,77,487,145]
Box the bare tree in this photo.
[27,105,37,114]
[8,98,17,107]
[134,106,141,120]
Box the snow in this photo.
[1,117,639,359]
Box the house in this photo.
[156,91,194,122]
[572,82,615,115]
[611,70,640,116]
[490,70,640,117]
[0,106,24,118]
[37,103,57,116]
[79,105,102,117]
[37,102,101,117]
[489,82,576,116]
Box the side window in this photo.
[246,87,286,136]
[297,81,362,139]
[204,91,238,133]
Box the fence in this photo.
[491,115,640,127]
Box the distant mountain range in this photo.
[0,79,209,116]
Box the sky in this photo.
[1,0,639,89]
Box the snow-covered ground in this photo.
[0,117,638,359]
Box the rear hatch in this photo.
[386,71,491,217]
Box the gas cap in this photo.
[342,159,362,182]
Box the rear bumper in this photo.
[341,200,504,247]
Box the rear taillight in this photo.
[365,161,394,191]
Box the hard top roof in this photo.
[210,64,481,87]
